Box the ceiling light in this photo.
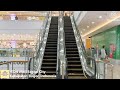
[92,22,95,24]
[32,16,36,19]
[81,31,82,33]
[99,16,102,19]
[83,29,85,31]
[27,17,31,20]
[87,26,89,28]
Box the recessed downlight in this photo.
[92,22,95,24]
[87,26,89,28]
[99,16,102,19]
[83,29,85,31]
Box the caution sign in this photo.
[86,38,91,49]
[0,70,10,79]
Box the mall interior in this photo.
[0,11,120,79]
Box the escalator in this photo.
[41,17,58,77]
[64,16,86,79]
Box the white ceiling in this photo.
[78,11,120,38]
[2,11,120,41]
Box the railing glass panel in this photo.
[70,12,96,78]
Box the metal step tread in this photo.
[44,71,56,74]
[68,76,87,79]
[66,53,79,56]
[41,66,56,69]
[42,63,56,64]
[68,73,84,76]
[67,65,82,66]
[67,68,83,70]
[40,77,56,79]
[43,59,57,60]
[67,61,81,62]
[67,57,80,59]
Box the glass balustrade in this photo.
[0,48,34,57]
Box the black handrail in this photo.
[86,56,96,79]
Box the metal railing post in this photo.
[62,62,64,79]
[7,63,9,70]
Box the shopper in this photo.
[99,45,108,60]
[15,16,18,20]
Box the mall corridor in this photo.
[0,11,120,79]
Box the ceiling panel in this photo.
[78,11,120,38]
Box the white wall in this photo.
[73,11,81,22]
[73,11,87,25]
[0,20,43,34]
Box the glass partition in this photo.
[70,12,96,78]
[0,48,34,57]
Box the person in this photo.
[15,16,18,20]
[99,45,108,60]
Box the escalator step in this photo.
[41,68,56,71]
[41,67,56,69]
[67,60,80,62]
[43,59,57,61]
[45,50,57,52]
[67,68,83,71]
[43,56,57,59]
[42,64,56,67]
[44,71,56,74]
[67,64,82,66]
[66,53,79,55]
[68,73,84,76]
[42,61,57,63]
[41,17,58,78]
[68,76,86,79]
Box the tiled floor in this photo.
[106,58,120,79]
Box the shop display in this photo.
[0,40,36,57]
[0,48,34,57]
[0,40,36,48]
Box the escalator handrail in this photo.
[56,11,67,79]
[71,13,96,78]
[36,13,52,74]
[62,13,68,78]
[35,12,50,58]
[56,15,60,78]
[29,12,50,71]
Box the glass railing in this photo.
[57,11,67,79]
[86,48,114,79]
[34,11,50,57]
[95,59,113,79]
[56,13,60,78]
[0,60,29,79]
[0,48,34,57]
[70,12,96,78]
[29,12,52,77]
[28,11,51,74]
